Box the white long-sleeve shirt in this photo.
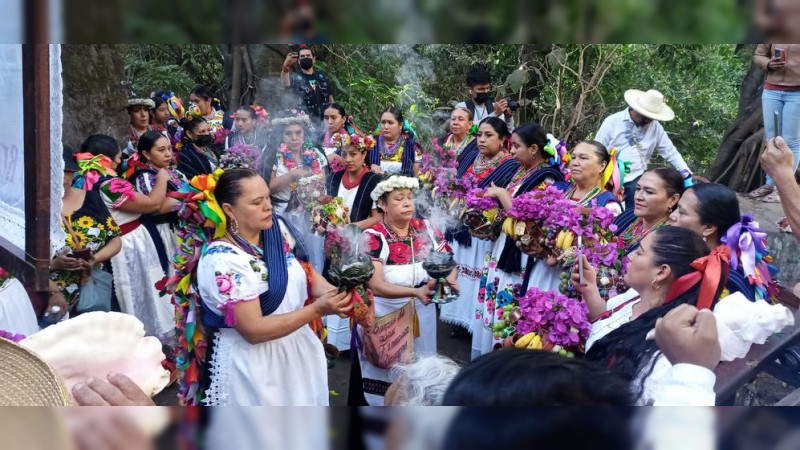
[594,108,690,180]
[455,101,515,132]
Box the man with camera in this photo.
[281,45,334,120]
[594,88,691,209]
[455,66,515,132]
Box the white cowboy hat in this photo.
[624,89,675,122]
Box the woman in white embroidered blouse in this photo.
[573,226,727,404]
[196,169,352,405]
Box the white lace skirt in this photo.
[110,225,175,344]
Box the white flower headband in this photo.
[127,98,155,109]
[371,176,420,202]
[272,110,311,127]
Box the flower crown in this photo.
[127,97,155,109]
[371,176,419,202]
[272,109,311,127]
[331,132,375,150]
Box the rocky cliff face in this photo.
[60,45,128,150]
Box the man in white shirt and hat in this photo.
[594,89,692,209]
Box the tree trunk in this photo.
[710,45,767,192]
[60,45,128,150]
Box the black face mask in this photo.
[474,92,490,105]
[194,135,213,147]
[299,58,314,70]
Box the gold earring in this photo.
[651,279,661,290]
[231,218,240,233]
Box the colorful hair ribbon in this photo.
[544,134,569,175]
[166,93,185,121]
[74,152,117,190]
[190,169,227,239]
[601,147,625,200]
[665,245,731,310]
[721,214,779,299]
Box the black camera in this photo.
[506,98,520,112]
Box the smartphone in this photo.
[577,236,585,285]
[70,248,92,261]
[775,110,782,138]
[775,48,786,62]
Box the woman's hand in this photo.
[570,254,598,296]
[156,168,171,183]
[313,289,354,318]
[72,373,156,406]
[370,164,382,174]
[46,291,68,321]
[767,57,787,71]
[446,268,459,292]
[52,250,83,271]
[292,168,313,180]
[484,182,506,199]
[415,280,435,305]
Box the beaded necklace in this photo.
[563,185,602,205]
[226,229,263,258]
[620,216,668,250]
[379,135,405,160]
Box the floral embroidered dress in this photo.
[51,191,122,309]
[471,167,562,359]
[86,172,176,343]
[440,153,512,333]
[272,144,328,273]
[359,219,448,405]
[196,219,327,406]
[271,144,328,215]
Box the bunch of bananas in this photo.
[514,332,544,350]
[502,217,518,238]
[555,229,575,250]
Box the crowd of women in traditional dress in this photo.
[35,71,795,408]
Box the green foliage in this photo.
[121,45,225,104]
[122,44,747,173]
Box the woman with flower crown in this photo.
[521,141,622,297]
[269,109,329,271]
[323,132,382,352]
[439,117,514,336]
[356,175,457,405]
[470,123,566,358]
[319,103,366,172]
[74,134,177,344]
[367,107,422,176]
[196,168,353,405]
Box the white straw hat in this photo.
[624,89,675,122]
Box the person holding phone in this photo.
[750,44,800,203]
[280,45,333,120]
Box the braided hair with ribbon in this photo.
[585,226,728,400]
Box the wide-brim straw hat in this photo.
[0,337,73,406]
[624,89,675,122]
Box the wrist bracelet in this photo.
[282,66,290,73]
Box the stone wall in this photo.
[60,45,128,150]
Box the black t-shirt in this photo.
[290,70,332,119]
